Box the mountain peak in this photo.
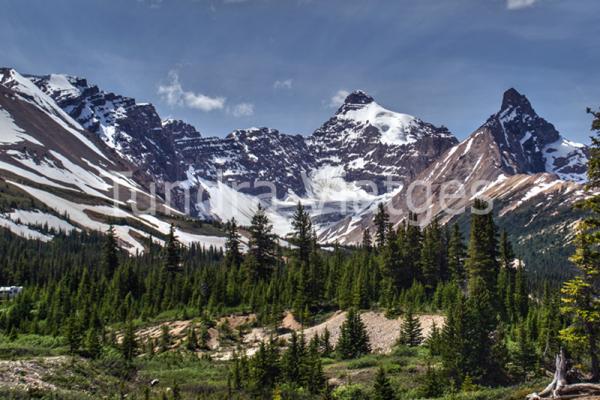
[344,90,374,105]
[501,87,534,114]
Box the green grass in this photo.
[0,334,67,358]
[0,331,549,400]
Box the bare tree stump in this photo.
[527,349,600,399]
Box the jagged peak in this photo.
[343,90,374,105]
[500,87,534,115]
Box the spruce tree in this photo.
[246,204,277,281]
[321,327,333,357]
[159,325,171,353]
[336,308,370,359]
[186,325,199,351]
[290,202,312,267]
[514,262,529,320]
[65,315,83,354]
[561,230,600,380]
[514,320,536,379]
[373,203,389,248]
[224,218,243,269]
[164,224,182,272]
[84,327,101,359]
[121,319,137,361]
[362,228,373,252]
[102,225,119,277]
[448,224,466,285]
[304,335,325,394]
[465,199,499,299]
[373,366,395,400]
[282,331,304,385]
[381,227,403,302]
[420,221,442,293]
[398,307,423,347]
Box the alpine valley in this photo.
[0,67,589,277]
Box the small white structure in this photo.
[0,286,23,300]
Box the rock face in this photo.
[183,127,316,198]
[30,79,458,219]
[482,88,587,181]
[308,90,458,194]
[22,73,589,245]
[0,68,226,253]
[27,74,198,184]
[319,88,589,244]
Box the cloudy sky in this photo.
[1,0,598,142]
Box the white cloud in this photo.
[230,102,255,117]
[158,70,225,112]
[329,89,349,108]
[506,0,537,10]
[274,79,293,89]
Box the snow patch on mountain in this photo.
[0,215,53,242]
[8,209,79,233]
[338,101,419,145]
[0,107,43,145]
[0,69,108,160]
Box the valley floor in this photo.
[0,310,545,400]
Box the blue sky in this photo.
[1,0,598,142]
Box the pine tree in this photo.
[246,204,277,282]
[514,320,536,379]
[373,366,395,400]
[290,202,312,267]
[84,327,101,359]
[121,320,137,361]
[336,308,370,359]
[561,229,600,381]
[282,331,304,385]
[102,225,119,277]
[465,199,499,299]
[448,224,466,285]
[373,203,389,248]
[381,227,403,302]
[224,218,243,269]
[65,315,83,354]
[305,335,325,394]
[186,325,198,351]
[321,327,333,357]
[164,224,181,272]
[514,262,528,320]
[420,221,442,293]
[159,325,171,353]
[398,307,423,347]
[362,228,373,252]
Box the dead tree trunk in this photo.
[527,348,600,399]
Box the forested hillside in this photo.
[0,110,598,400]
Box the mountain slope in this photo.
[320,88,589,270]
[0,68,227,252]
[308,90,458,194]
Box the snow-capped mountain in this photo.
[0,68,227,252]
[309,90,457,194]
[320,88,589,245]
[27,74,195,183]
[1,68,590,269]
[30,76,457,229]
[484,88,587,181]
